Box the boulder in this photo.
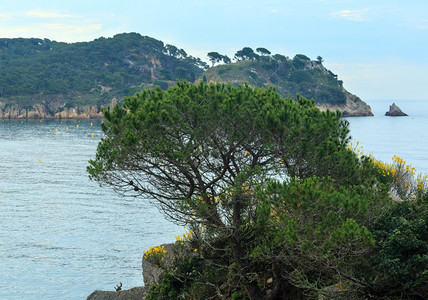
[385,103,408,116]
[86,243,177,300]
[86,286,148,300]
[142,243,177,286]
[318,283,362,300]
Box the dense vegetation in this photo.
[88,81,427,299]
[0,33,206,107]
[0,34,347,109]
[204,50,346,104]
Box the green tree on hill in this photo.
[207,51,223,66]
[234,47,259,61]
[256,47,271,56]
[208,52,231,66]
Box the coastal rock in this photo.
[26,104,52,119]
[385,103,408,116]
[0,104,19,119]
[53,106,104,119]
[318,282,362,300]
[0,102,105,119]
[0,95,122,119]
[86,243,176,300]
[142,243,176,286]
[316,88,373,117]
[81,105,104,119]
[86,287,148,300]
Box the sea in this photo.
[0,99,427,299]
[345,99,428,174]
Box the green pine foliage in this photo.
[88,81,398,299]
[369,195,428,299]
[249,177,390,298]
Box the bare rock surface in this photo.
[316,88,373,117]
[142,243,177,286]
[385,102,408,116]
[86,243,177,300]
[86,287,147,300]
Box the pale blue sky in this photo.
[0,0,427,100]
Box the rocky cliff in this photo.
[316,88,373,117]
[0,99,117,119]
[0,88,372,119]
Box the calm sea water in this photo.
[345,99,428,174]
[0,120,182,300]
[0,99,427,299]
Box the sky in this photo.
[0,0,427,100]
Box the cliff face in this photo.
[316,88,373,117]
[0,101,109,119]
[0,87,372,119]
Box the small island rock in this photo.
[385,103,408,116]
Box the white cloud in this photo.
[0,13,13,21]
[404,18,428,30]
[0,21,103,42]
[42,23,102,33]
[329,9,370,22]
[25,9,75,19]
[0,26,33,35]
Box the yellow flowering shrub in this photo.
[144,245,166,267]
[348,141,427,198]
[175,229,194,246]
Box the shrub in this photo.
[369,195,428,299]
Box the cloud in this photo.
[0,22,103,42]
[42,23,102,33]
[25,9,75,19]
[0,13,13,21]
[405,18,428,30]
[329,9,369,22]
[0,26,33,35]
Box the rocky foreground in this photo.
[86,243,177,300]
[86,243,355,300]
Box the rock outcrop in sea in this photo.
[385,103,408,116]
